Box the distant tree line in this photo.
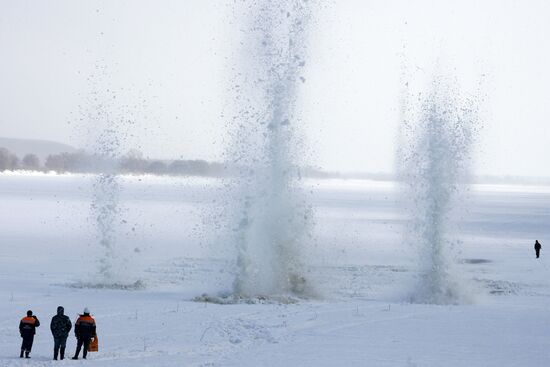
[0,147,227,177]
[2,146,395,181]
[0,147,41,171]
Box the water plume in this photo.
[399,75,479,304]
[81,64,134,283]
[88,101,123,281]
[91,135,121,281]
[223,0,314,299]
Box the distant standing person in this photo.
[19,310,40,358]
[50,306,72,360]
[72,308,96,360]
[535,240,542,258]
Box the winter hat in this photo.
[83,307,90,314]
[57,306,64,314]
[26,310,32,316]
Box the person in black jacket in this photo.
[50,306,72,360]
[19,310,40,358]
[535,240,542,258]
[72,307,96,360]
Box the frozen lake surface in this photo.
[0,173,549,366]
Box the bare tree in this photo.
[22,154,41,170]
[0,147,19,171]
[45,150,96,173]
[120,149,147,174]
[146,160,167,175]
[45,153,69,172]
[169,159,214,176]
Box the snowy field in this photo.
[0,172,549,366]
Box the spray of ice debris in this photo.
[91,144,121,279]
[223,0,314,299]
[82,64,135,283]
[88,97,123,281]
[399,75,479,305]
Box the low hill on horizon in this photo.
[0,137,76,162]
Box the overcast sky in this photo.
[1,0,549,177]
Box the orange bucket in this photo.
[89,336,99,352]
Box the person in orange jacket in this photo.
[19,310,40,358]
[72,308,96,360]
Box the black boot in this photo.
[54,348,58,360]
[60,347,65,360]
[73,342,81,360]
[25,351,30,358]
[20,350,24,358]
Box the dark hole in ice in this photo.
[462,258,492,264]
[63,280,146,291]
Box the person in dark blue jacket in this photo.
[535,240,542,258]
[50,306,72,360]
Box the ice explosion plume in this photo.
[82,66,135,284]
[400,76,478,305]
[224,0,313,299]
[91,127,121,281]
